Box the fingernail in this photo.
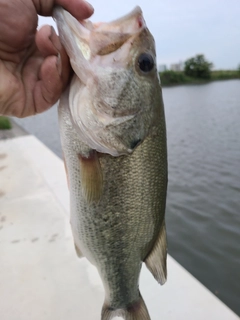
[84,1,94,12]
[56,53,62,77]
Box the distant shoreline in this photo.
[160,70,240,87]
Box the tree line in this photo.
[160,54,240,86]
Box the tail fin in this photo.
[101,292,150,320]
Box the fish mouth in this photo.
[53,6,146,60]
[82,7,146,57]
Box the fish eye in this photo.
[138,53,154,73]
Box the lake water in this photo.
[14,79,240,315]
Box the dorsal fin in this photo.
[78,151,103,203]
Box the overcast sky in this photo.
[39,0,240,69]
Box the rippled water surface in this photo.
[15,79,240,315]
[164,80,240,315]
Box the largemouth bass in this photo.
[54,6,168,320]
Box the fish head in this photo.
[54,6,164,156]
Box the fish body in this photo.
[54,6,167,320]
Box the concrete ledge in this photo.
[0,136,238,320]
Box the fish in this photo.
[53,6,168,320]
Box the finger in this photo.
[36,24,70,79]
[34,53,70,113]
[56,0,94,20]
[36,25,61,57]
[34,0,94,19]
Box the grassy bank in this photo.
[0,116,12,130]
[160,70,240,87]
[211,70,240,81]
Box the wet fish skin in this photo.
[54,6,167,320]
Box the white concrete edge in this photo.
[12,135,70,215]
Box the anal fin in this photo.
[78,150,103,203]
[144,220,167,285]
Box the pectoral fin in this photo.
[144,221,167,285]
[78,151,103,203]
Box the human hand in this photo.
[0,0,93,117]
